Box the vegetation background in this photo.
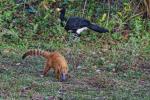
[0,0,150,99]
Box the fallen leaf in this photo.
[32,94,45,100]
[20,86,32,97]
[77,65,82,69]
[16,63,21,66]
[46,96,55,100]
[122,30,129,40]
[96,69,101,73]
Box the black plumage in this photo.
[57,7,109,37]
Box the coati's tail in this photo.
[88,23,109,33]
[22,49,50,59]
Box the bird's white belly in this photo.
[76,27,88,34]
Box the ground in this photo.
[0,34,150,100]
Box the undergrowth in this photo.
[0,0,150,100]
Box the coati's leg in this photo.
[55,68,60,80]
[42,63,51,76]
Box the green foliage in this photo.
[130,17,145,33]
[0,0,150,99]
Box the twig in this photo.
[82,0,88,17]
[133,0,143,14]
[144,0,150,17]
[125,11,144,22]
[106,0,111,27]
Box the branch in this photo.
[82,0,88,17]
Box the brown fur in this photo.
[22,49,68,81]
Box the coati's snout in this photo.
[60,73,67,81]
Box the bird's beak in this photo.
[56,8,62,12]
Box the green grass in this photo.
[0,0,150,99]
[0,35,150,99]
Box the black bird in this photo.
[56,6,109,37]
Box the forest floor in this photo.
[0,34,150,100]
[0,1,150,99]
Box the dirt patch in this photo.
[0,90,10,99]
[31,94,56,100]
[135,59,150,74]
[82,76,116,89]
[139,62,150,73]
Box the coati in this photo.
[22,49,68,81]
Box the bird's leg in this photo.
[75,33,81,37]
[73,33,80,42]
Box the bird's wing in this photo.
[65,17,90,30]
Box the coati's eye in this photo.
[61,73,67,81]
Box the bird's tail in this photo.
[88,23,109,33]
[22,49,50,59]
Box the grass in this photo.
[0,1,150,99]
[0,34,150,100]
